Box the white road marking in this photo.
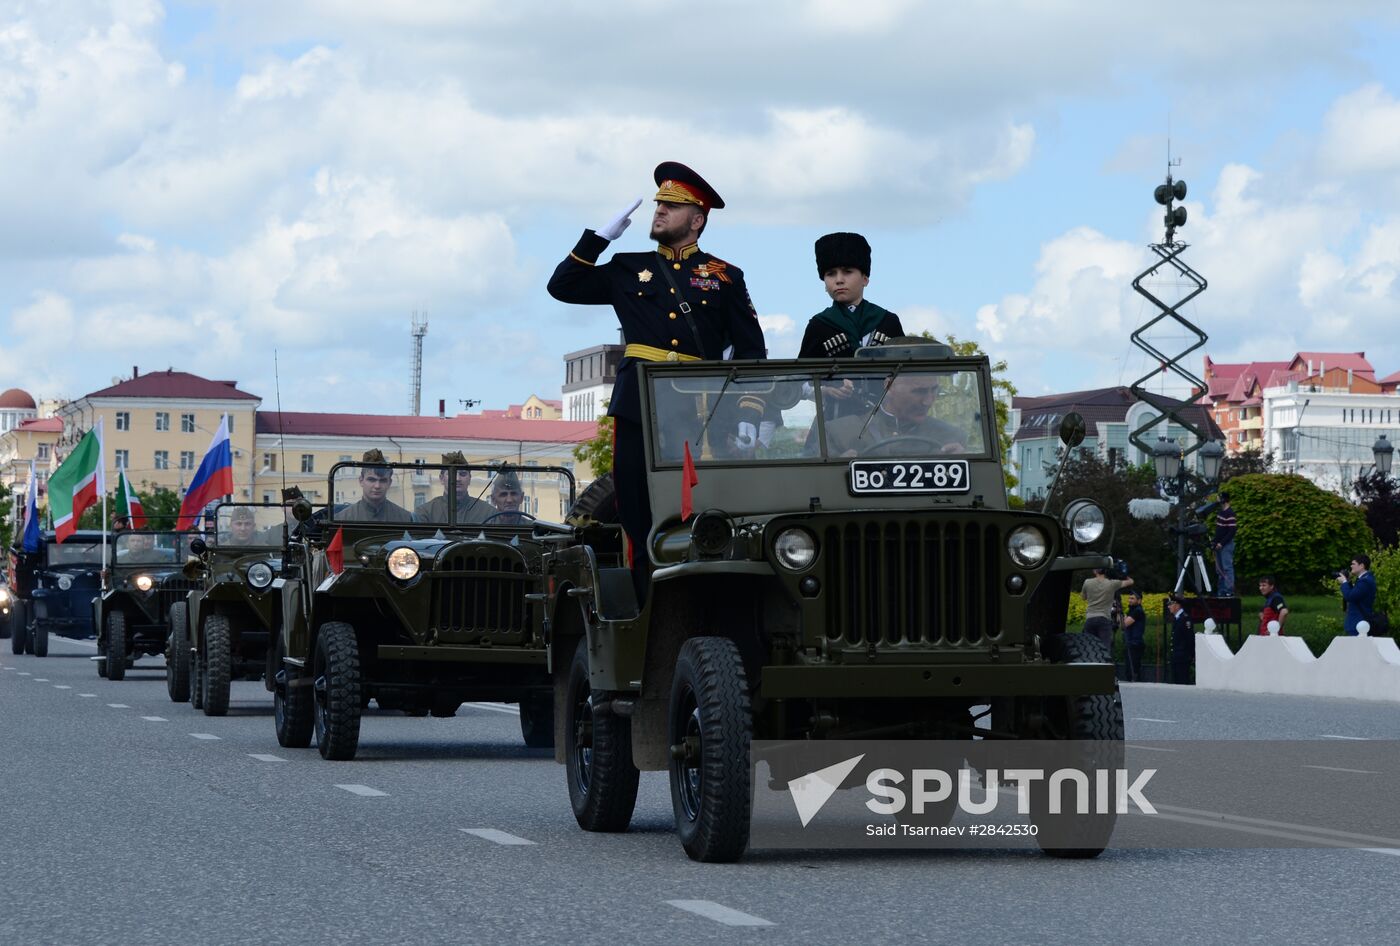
[78,693,96,698]
[190,733,221,741]
[1126,744,1179,752]
[335,784,388,797]
[1131,717,1177,723]
[464,702,521,716]
[1320,734,1369,740]
[1364,848,1400,857]
[1303,765,1378,775]
[141,716,168,722]
[33,678,49,682]
[1149,804,1400,847]
[460,828,536,846]
[53,685,71,690]
[666,900,775,928]
[107,703,130,709]
[17,672,30,676]
[249,754,287,763]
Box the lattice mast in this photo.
[410,312,429,416]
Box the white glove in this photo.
[736,422,758,452]
[597,197,643,241]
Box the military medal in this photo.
[638,268,653,283]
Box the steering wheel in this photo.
[857,435,946,457]
[480,511,536,524]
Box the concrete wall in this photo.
[1195,633,1400,703]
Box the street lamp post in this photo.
[1154,436,1227,596]
[1373,434,1393,478]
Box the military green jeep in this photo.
[98,531,201,681]
[273,460,576,760]
[171,503,288,713]
[544,343,1123,862]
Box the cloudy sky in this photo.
[6,0,1400,415]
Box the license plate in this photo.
[848,459,970,495]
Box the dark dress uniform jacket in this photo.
[547,231,767,423]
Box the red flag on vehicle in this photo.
[326,527,345,575]
[681,441,699,522]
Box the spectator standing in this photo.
[1213,492,1237,597]
[1338,554,1377,636]
[1166,594,1195,684]
[1121,589,1148,681]
[1080,566,1133,650]
[1258,575,1289,635]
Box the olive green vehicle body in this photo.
[184,512,286,689]
[97,533,200,670]
[543,351,1115,771]
[276,463,575,716]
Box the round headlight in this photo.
[57,576,73,591]
[774,527,818,571]
[387,547,421,581]
[1063,500,1107,545]
[134,574,154,592]
[0,587,9,603]
[247,562,274,590]
[1007,526,1049,568]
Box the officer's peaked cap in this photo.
[654,162,725,211]
[815,232,872,277]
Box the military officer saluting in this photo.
[342,449,414,523]
[548,161,767,566]
[416,451,491,524]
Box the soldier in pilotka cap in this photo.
[342,448,414,523]
[489,468,527,525]
[416,451,491,524]
[547,161,768,589]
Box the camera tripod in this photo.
[1173,544,1215,595]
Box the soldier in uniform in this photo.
[547,161,767,576]
[416,451,491,524]
[341,449,414,523]
[488,469,527,524]
[823,372,969,457]
[225,507,257,545]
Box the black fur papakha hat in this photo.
[815,232,871,277]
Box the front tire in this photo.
[668,636,752,863]
[201,614,232,717]
[312,622,361,761]
[564,640,638,832]
[29,616,47,658]
[519,694,554,749]
[273,639,314,749]
[105,611,127,681]
[166,603,190,703]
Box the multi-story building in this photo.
[562,344,623,422]
[1202,356,1291,454]
[476,395,563,421]
[1010,386,1221,500]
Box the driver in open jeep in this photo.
[822,370,968,457]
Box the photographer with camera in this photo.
[1212,492,1237,597]
[1081,563,1133,650]
[1337,554,1377,636]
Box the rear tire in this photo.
[189,631,205,710]
[10,601,27,655]
[105,611,127,681]
[565,639,638,832]
[312,622,361,761]
[519,694,554,749]
[166,603,190,703]
[273,638,314,748]
[201,614,232,717]
[29,615,48,658]
[668,636,752,863]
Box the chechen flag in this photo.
[47,419,105,543]
[115,469,146,529]
[178,414,234,529]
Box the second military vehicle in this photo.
[542,341,1123,862]
[98,531,200,680]
[8,531,107,656]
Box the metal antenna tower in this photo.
[410,312,429,416]
[1127,157,1212,462]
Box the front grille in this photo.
[821,520,1001,648]
[156,577,201,620]
[431,553,530,636]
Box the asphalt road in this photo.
[2,635,1397,946]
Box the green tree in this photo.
[1220,473,1375,591]
[1221,448,1276,480]
[1352,470,1400,548]
[573,401,613,477]
[76,485,187,531]
[920,332,1019,490]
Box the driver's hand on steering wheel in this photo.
[942,442,967,454]
[822,380,855,400]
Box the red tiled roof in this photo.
[84,370,259,401]
[1224,362,1290,403]
[1014,386,1221,442]
[1289,352,1374,378]
[1379,370,1400,386]
[14,418,62,432]
[256,411,596,443]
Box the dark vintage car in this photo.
[97,531,200,680]
[8,532,108,657]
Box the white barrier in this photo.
[1195,633,1400,703]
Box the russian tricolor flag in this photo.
[179,414,234,529]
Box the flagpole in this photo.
[98,419,108,583]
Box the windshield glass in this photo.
[328,462,576,525]
[115,532,191,564]
[48,541,105,566]
[213,504,288,548]
[649,368,988,465]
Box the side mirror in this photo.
[292,500,314,523]
[189,538,208,556]
[1058,411,1086,449]
[182,556,207,581]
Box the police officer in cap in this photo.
[548,162,768,576]
[416,451,490,524]
[342,449,414,523]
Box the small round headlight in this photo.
[247,562,274,590]
[0,587,9,603]
[387,547,421,581]
[774,527,818,571]
[1007,526,1049,568]
[691,511,734,558]
[134,574,154,592]
[1063,499,1107,545]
